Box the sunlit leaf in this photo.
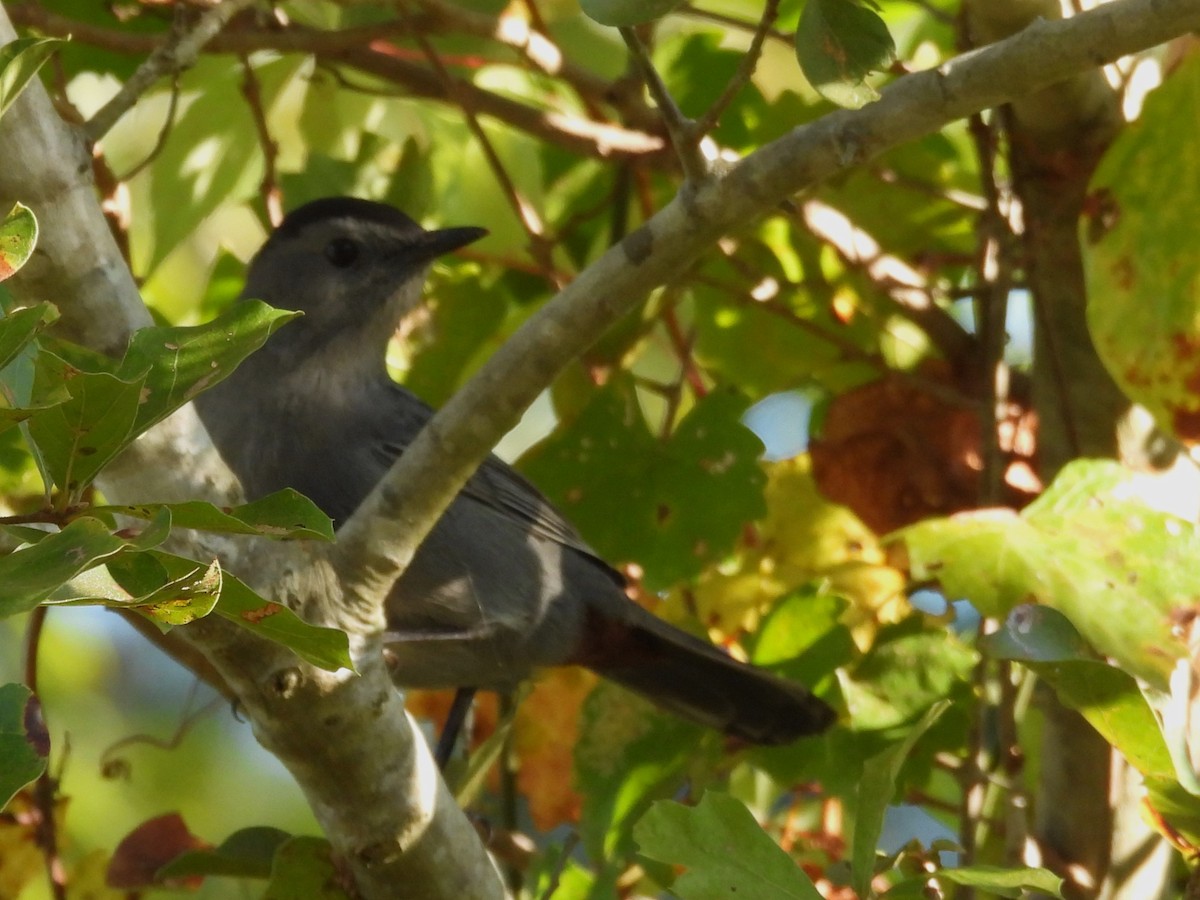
[896,866,1064,899]
[1084,54,1200,444]
[117,300,299,436]
[0,203,37,283]
[0,38,62,120]
[0,516,166,618]
[983,604,1200,845]
[100,554,221,626]
[901,460,1196,688]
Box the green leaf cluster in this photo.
[0,212,350,810]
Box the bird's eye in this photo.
[324,237,360,268]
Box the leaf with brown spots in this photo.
[1085,55,1200,443]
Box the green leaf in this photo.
[102,555,222,626]
[0,302,60,444]
[928,865,1064,898]
[521,384,766,589]
[159,826,291,880]
[982,605,1172,776]
[116,549,351,670]
[211,564,351,671]
[1083,54,1200,443]
[839,620,976,730]
[796,0,896,108]
[95,489,334,542]
[0,302,56,374]
[576,682,709,861]
[0,38,63,120]
[635,792,823,900]
[8,515,213,626]
[18,303,295,497]
[116,300,299,437]
[0,516,166,618]
[579,0,682,27]
[981,603,1200,843]
[25,351,145,496]
[0,203,37,283]
[135,58,268,271]
[750,588,856,691]
[851,702,948,898]
[0,683,48,810]
[901,460,1194,687]
[263,836,350,900]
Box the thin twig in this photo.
[113,75,182,181]
[84,0,259,143]
[25,607,67,900]
[957,652,988,900]
[676,4,792,46]
[410,0,613,116]
[662,297,708,399]
[521,0,550,37]
[965,109,1015,504]
[239,55,283,226]
[10,4,666,161]
[619,27,709,182]
[100,682,223,779]
[694,0,780,138]
[537,832,581,900]
[406,16,565,288]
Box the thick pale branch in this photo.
[0,7,505,897]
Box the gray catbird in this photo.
[195,196,835,745]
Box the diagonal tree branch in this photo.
[333,0,1200,632]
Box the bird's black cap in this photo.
[276,197,425,239]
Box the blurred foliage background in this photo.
[2,0,1200,897]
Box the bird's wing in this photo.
[372,384,625,586]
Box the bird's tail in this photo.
[574,602,835,746]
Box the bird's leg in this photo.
[435,686,477,769]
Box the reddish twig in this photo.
[113,75,182,181]
[239,55,283,226]
[404,16,565,288]
[24,607,67,900]
[694,0,780,139]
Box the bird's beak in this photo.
[413,225,488,263]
